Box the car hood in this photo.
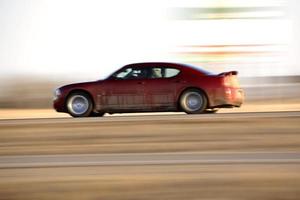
[59,81,101,91]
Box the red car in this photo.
[54,62,244,117]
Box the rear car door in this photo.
[144,66,181,110]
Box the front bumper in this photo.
[53,97,66,112]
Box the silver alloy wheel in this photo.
[184,92,203,112]
[67,95,90,115]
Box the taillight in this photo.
[223,76,231,87]
[223,75,240,88]
[231,75,240,87]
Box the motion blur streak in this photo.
[0,0,300,199]
[171,6,286,20]
[1,152,300,168]
[170,0,294,77]
[1,0,299,108]
[0,112,300,199]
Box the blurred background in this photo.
[1,2,300,199]
[0,0,299,109]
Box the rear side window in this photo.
[165,68,180,78]
[150,67,180,79]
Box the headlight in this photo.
[54,88,61,100]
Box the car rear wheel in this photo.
[180,89,207,114]
[89,111,105,117]
[67,92,93,117]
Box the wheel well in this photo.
[65,89,95,109]
[177,87,210,110]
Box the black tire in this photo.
[179,89,208,114]
[66,92,93,117]
[89,111,105,117]
[204,108,219,114]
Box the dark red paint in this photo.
[53,62,244,114]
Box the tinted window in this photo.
[151,68,163,78]
[114,68,132,79]
[165,68,180,78]
[113,67,148,79]
[150,67,180,79]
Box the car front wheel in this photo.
[66,92,93,117]
[180,89,207,114]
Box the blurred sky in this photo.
[0,0,299,80]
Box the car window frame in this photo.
[107,65,182,81]
[108,66,150,80]
[149,66,181,79]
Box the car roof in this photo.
[123,62,212,75]
[124,62,178,67]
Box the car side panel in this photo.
[144,78,178,110]
[181,73,244,108]
[173,70,222,108]
[95,79,148,112]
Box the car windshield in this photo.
[102,68,123,80]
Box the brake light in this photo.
[223,75,240,88]
[223,76,231,87]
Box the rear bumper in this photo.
[209,87,244,108]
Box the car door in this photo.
[144,66,181,110]
[97,67,148,111]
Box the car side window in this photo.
[114,67,148,80]
[151,68,163,78]
[150,67,180,79]
[165,68,180,78]
[114,68,133,79]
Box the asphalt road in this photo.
[0,111,300,199]
[1,152,300,168]
[1,110,300,125]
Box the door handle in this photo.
[137,81,145,85]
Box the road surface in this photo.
[0,111,300,199]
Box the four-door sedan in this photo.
[53,62,244,117]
